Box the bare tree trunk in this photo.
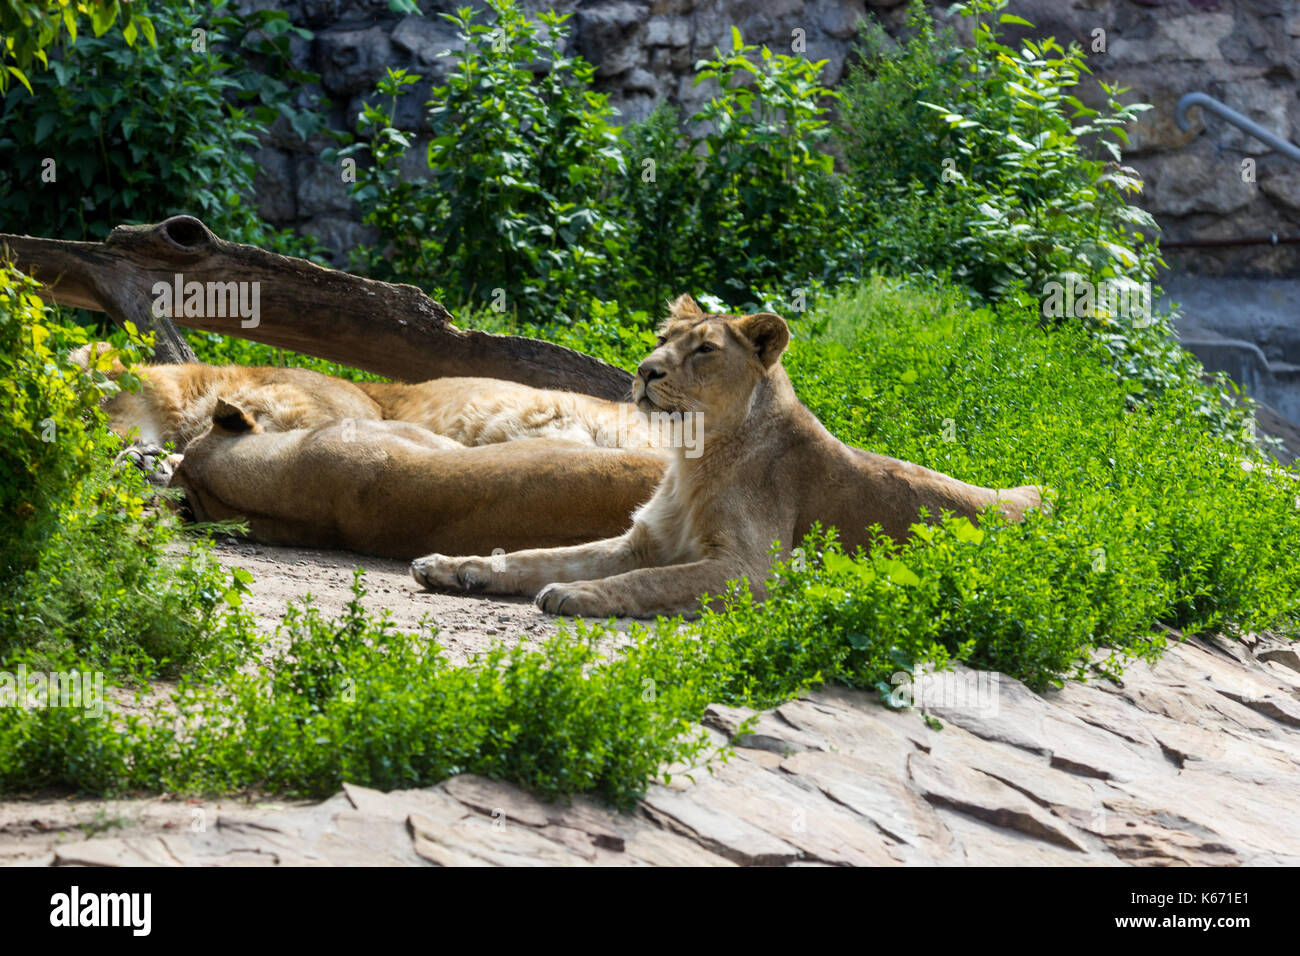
[0,216,634,400]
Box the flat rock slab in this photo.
[5,633,1300,866]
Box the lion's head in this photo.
[633,294,790,423]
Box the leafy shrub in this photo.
[614,103,711,309]
[0,0,319,254]
[686,30,862,304]
[0,572,728,808]
[0,0,145,94]
[340,2,860,320]
[836,0,1248,438]
[0,263,255,671]
[840,0,1155,298]
[337,0,628,321]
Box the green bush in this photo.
[699,278,1299,691]
[686,29,862,304]
[0,0,143,95]
[0,0,320,254]
[0,263,255,671]
[0,572,730,809]
[836,0,1248,438]
[340,2,859,320]
[839,0,1155,298]
[337,0,628,321]
[615,103,711,309]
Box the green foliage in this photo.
[840,0,1157,297]
[615,103,710,309]
[0,0,147,94]
[0,263,256,671]
[340,2,858,320]
[701,278,1299,692]
[686,29,861,303]
[835,0,1247,437]
[0,0,319,255]
[0,572,726,809]
[336,0,628,320]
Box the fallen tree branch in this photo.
[0,216,634,400]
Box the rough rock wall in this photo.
[237,0,1300,276]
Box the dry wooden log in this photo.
[0,215,634,400]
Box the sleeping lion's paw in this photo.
[535,581,620,618]
[113,442,181,490]
[411,554,495,591]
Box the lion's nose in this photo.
[638,361,666,383]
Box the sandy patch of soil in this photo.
[211,539,583,666]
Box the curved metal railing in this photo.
[1175,92,1300,164]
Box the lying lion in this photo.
[73,342,669,462]
[73,343,671,556]
[176,400,664,557]
[411,295,1045,618]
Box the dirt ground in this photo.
[210,538,594,667]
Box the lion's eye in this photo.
[695,342,717,354]
[655,336,667,347]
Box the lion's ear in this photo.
[667,293,704,320]
[734,312,790,369]
[212,397,258,434]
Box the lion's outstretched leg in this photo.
[411,532,647,596]
[533,559,740,619]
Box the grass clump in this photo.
[0,264,256,673]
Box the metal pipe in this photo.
[1162,235,1300,248]
[1175,92,1300,164]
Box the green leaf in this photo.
[33,113,57,145]
[950,519,986,546]
[6,66,32,95]
[887,561,921,587]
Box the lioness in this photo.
[73,343,672,557]
[411,295,1045,618]
[73,343,666,457]
[173,400,665,558]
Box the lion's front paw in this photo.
[411,554,496,592]
[535,580,621,617]
[114,442,181,489]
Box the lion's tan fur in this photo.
[175,405,664,558]
[73,343,661,455]
[72,343,669,557]
[412,295,1045,618]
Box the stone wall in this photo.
[236,0,1300,276]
